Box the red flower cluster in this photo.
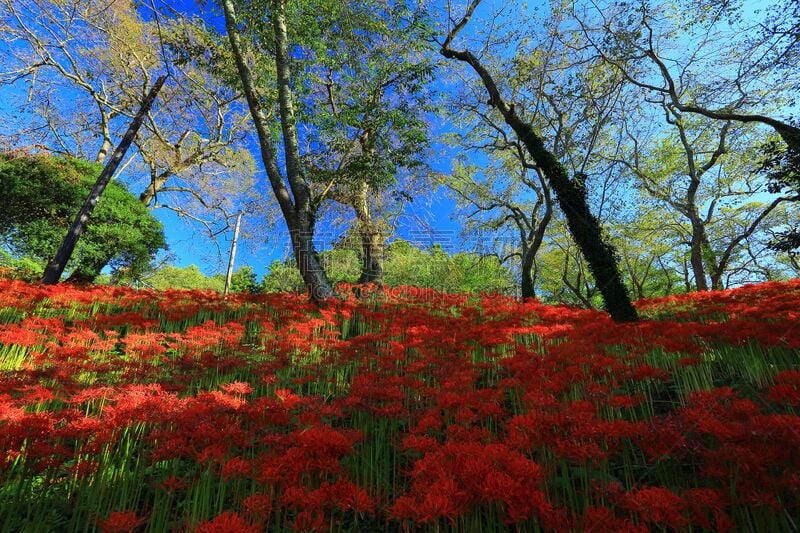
[0,277,798,531]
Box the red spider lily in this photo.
[195,512,258,533]
[221,381,254,395]
[579,506,647,532]
[242,493,272,519]
[621,486,687,528]
[97,511,143,533]
[1,277,799,531]
[159,475,189,492]
[391,441,551,523]
[682,488,734,532]
[768,370,800,407]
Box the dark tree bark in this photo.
[41,75,167,285]
[520,197,551,299]
[441,1,637,321]
[358,224,384,284]
[708,193,799,289]
[520,254,536,299]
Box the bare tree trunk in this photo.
[42,75,167,285]
[520,192,552,299]
[96,137,112,164]
[623,255,643,300]
[95,104,113,164]
[710,271,724,291]
[272,0,333,299]
[563,258,595,309]
[224,211,243,295]
[351,181,383,284]
[657,257,674,295]
[358,224,384,284]
[681,258,693,292]
[710,194,797,290]
[291,213,332,299]
[689,220,710,291]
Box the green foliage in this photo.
[260,248,362,293]
[0,249,41,281]
[534,232,603,309]
[231,0,434,194]
[260,260,305,293]
[142,265,225,292]
[382,241,514,294]
[260,240,515,294]
[229,266,259,293]
[0,153,166,282]
[304,0,435,188]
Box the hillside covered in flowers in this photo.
[1,278,799,532]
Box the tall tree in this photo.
[302,3,433,285]
[440,0,637,321]
[566,0,800,288]
[442,3,634,299]
[221,0,432,297]
[221,0,333,299]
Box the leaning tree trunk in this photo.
[441,22,637,321]
[352,181,384,284]
[81,170,167,280]
[42,75,168,285]
[500,106,636,321]
[775,124,800,153]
